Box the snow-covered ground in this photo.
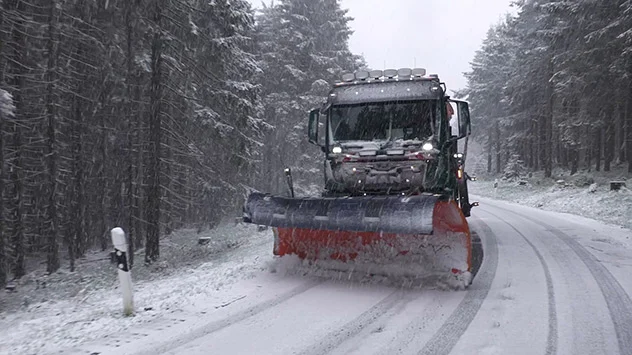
[0,224,273,355]
[469,168,632,230]
[2,187,632,355]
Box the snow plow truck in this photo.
[244,68,477,286]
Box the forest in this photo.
[0,0,361,287]
[1,0,632,287]
[463,0,632,178]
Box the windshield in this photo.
[328,100,437,143]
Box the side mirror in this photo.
[457,101,471,138]
[308,109,319,144]
[448,100,471,140]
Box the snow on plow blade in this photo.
[244,192,472,277]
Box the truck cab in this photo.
[307,68,472,215]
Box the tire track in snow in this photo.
[135,279,323,355]
[480,208,558,355]
[417,216,498,355]
[298,290,412,355]
[502,208,632,355]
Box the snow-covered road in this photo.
[36,197,632,355]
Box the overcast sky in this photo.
[249,0,515,92]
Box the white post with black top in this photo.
[111,227,134,316]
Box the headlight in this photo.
[422,143,434,151]
[332,146,342,154]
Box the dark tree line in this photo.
[464,0,632,177]
[0,0,358,287]
[0,0,262,279]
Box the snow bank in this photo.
[0,223,271,355]
[470,169,632,230]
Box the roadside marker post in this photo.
[111,227,134,316]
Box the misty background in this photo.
[250,0,515,91]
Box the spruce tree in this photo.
[256,0,360,195]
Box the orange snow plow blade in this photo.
[243,192,472,279]
[272,200,471,276]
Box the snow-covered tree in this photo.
[503,154,527,180]
[256,0,361,195]
[465,0,632,177]
[0,0,264,273]
[463,19,514,174]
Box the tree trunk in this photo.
[539,113,546,174]
[125,0,137,267]
[534,118,540,171]
[528,131,535,169]
[487,129,493,173]
[69,97,85,271]
[585,125,592,171]
[0,104,4,285]
[544,62,553,178]
[570,147,578,175]
[45,0,60,274]
[0,5,6,286]
[560,139,568,168]
[133,82,144,252]
[617,99,625,163]
[164,128,173,237]
[495,120,501,174]
[98,70,109,250]
[145,0,164,263]
[627,74,632,173]
[3,0,26,279]
[604,104,614,171]
[595,126,602,172]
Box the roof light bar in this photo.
[341,73,355,82]
[384,69,397,78]
[338,68,431,84]
[412,68,427,77]
[398,68,412,79]
[355,70,370,80]
[369,70,383,79]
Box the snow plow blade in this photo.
[244,192,472,279]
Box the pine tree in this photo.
[256,0,359,194]
[464,20,513,174]
[465,0,632,176]
[145,0,165,263]
[44,0,61,273]
[0,90,14,286]
[0,0,266,274]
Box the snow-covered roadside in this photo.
[0,224,272,355]
[469,172,632,230]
